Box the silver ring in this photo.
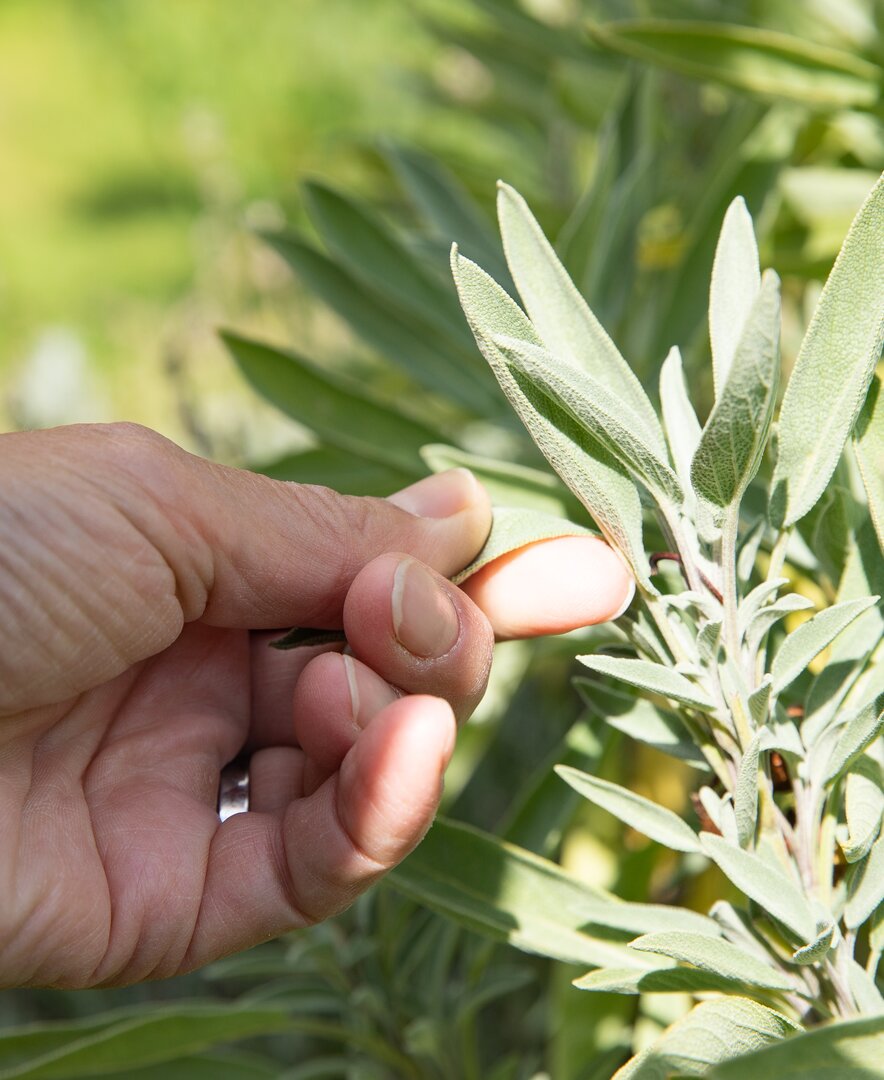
[218,758,250,821]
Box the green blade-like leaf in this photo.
[699,833,817,942]
[659,346,702,502]
[574,964,747,997]
[629,931,797,992]
[825,699,884,786]
[254,446,415,496]
[450,248,653,590]
[841,755,884,863]
[589,19,880,108]
[555,766,701,854]
[496,182,665,454]
[451,507,594,585]
[222,331,437,475]
[420,444,582,519]
[495,335,683,504]
[771,597,880,696]
[845,834,884,930]
[578,655,715,711]
[706,1016,884,1080]
[771,173,884,528]
[303,180,471,343]
[738,578,790,638]
[389,817,692,969]
[735,730,763,848]
[854,374,884,552]
[264,231,497,413]
[709,196,761,398]
[613,997,798,1080]
[746,593,816,658]
[691,269,780,514]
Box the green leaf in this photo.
[771,598,880,696]
[846,957,884,1016]
[841,755,884,863]
[420,444,582,519]
[588,20,880,109]
[825,699,884,786]
[791,922,835,966]
[264,231,496,413]
[706,1016,884,1080]
[389,817,699,969]
[746,593,816,657]
[577,655,715,711]
[709,196,761,398]
[574,964,748,997]
[854,374,884,552]
[699,833,817,942]
[749,676,773,726]
[253,445,415,496]
[303,180,471,344]
[496,182,665,453]
[555,766,702,854]
[450,248,653,589]
[629,931,797,992]
[0,1005,292,1080]
[691,269,780,514]
[222,332,438,475]
[735,731,763,848]
[845,834,884,930]
[771,173,884,528]
[270,627,347,651]
[575,679,709,769]
[659,346,702,505]
[613,997,799,1080]
[495,335,683,504]
[738,578,790,638]
[450,507,593,585]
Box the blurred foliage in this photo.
[1,0,882,1076]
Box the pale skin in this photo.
[0,422,633,989]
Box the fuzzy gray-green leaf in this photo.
[451,507,593,586]
[629,931,796,992]
[556,766,702,853]
[845,835,884,930]
[699,833,817,942]
[451,249,653,590]
[577,655,715,710]
[735,730,762,847]
[496,182,665,454]
[495,335,683,503]
[659,346,702,502]
[854,373,884,552]
[709,196,761,397]
[770,173,884,528]
[771,597,879,695]
[841,755,884,863]
[691,269,780,513]
[824,698,884,786]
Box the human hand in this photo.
[0,423,632,988]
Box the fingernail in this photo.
[388,468,480,519]
[342,655,398,728]
[391,559,460,658]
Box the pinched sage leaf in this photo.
[691,269,780,515]
[771,173,884,528]
[451,507,593,586]
[496,182,665,454]
[578,655,715,711]
[709,196,761,397]
[556,766,702,854]
[628,931,796,992]
[451,248,653,590]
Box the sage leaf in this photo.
[659,346,702,503]
[575,679,710,769]
[854,373,884,552]
[699,787,738,845]
[771,597,879,695]
[709,196,761,397]
[738,577,790,638]
[841,755,884,863]
[451,249,653,589]
[222,332,438,477]
[746,593,815,658]
[575,964,747,997]
[846,957,884,1016]
[495,335,682,503]
[451,507,593,585]
[257,446,414,497]
[496,182,665,453]
[699,833,817,942]
[270,627,347,651]
[420,444,581,519]
[707,1016,884,1080]
[735,731,763,848]
[825,699,884,786]
[791,922,834,965]
[691,270,780,514]
[748,676,773,726]
[770,173,884,528]
[629,931,796,992]
[578,655,715,710]
[613,997,798,1080]
[555,766,702,854]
